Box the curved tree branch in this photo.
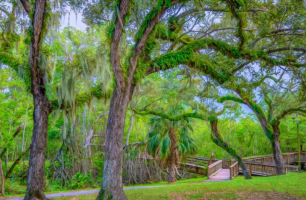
[20,0,31,15]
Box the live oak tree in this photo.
[91,0,306,198]
[219,74,306,174]
[0,0,306,199]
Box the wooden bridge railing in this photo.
[243,161,299,176]
[178,163,206,175]
[229,161,239,179]
[186,152,304,178]
[244,152,306,165]
[207,160,222,178]
[222,159,236,169]
[283,152,306,164]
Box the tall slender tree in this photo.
[19,0,52,199]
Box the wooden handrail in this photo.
[243,152,306,161]
[207,160,222,178]
[229,161,239,180]
[244,161,299,168]
[208,160,222,169]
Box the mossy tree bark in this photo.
[97,0,180,199]
[272,121,285,174]
[97,85,134,200]
[20,0,52,199]
[210,119,252,179]
[232,89,286,175]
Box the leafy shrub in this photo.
[68,172,94,189]
[5,180,26,195]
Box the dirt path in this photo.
[6,186,165,200]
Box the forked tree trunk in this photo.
[167,128,179,183]
[24,0,51,199]
[210,119,252,179]
[272,122,285,174]
[97,86,132,200]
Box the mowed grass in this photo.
[53,172,306,200]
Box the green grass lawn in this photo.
[53,172,306,200]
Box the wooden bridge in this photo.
[180,152,305,180]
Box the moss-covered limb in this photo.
[234,88,267,119]
[271,107,306,126]
[219,87,267,122]
[131,107,207,121]
[223,88,274,143]
[209,119,252,179]
[146,46,233,84]
[0,52,31,90]
[51,85,112,110]
[218,94,245,104]
[109,0,130,89]
[134,0,182,44]
[190,56,232,84]
[250,75,278,88]
[264,95,273,123]
[129,0,183,82]
[222,89,274,143]
[146,37,303,79]
[0,52,21,71]
[238,93,274,143]
[223,0,246,50]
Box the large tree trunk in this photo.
[210,119,252,179]
[97,86,132,200]
[25,96,50,200]
[272,122,285,174]
[24,0,50,199]
[167,128,178,183]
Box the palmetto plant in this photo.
[146,108,197,183]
